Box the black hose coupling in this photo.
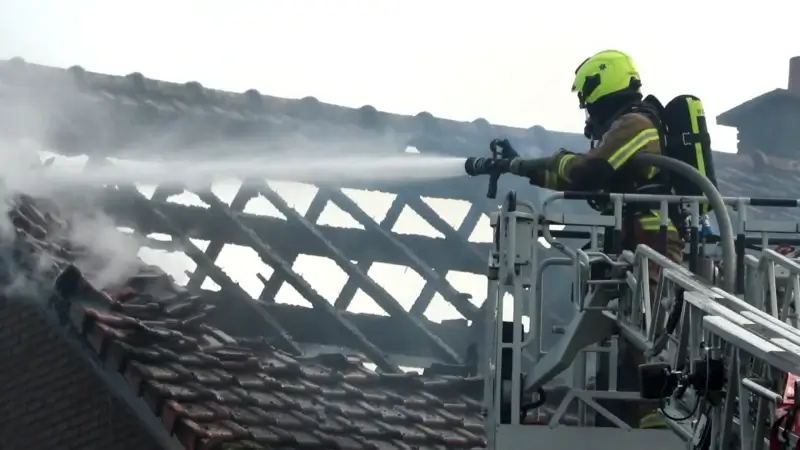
[464,157,492,176]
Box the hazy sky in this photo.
[3,1,800,362]
[3,0,799,151]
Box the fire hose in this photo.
[463,138,735,292]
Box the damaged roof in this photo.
[1,192,486,450]
[1,56,799,448]
[0,57,585,373]
[63,275,486,450]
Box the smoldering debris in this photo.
[0,185,148,302]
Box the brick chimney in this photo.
[790,56,800,93]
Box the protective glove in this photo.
[489,138,520,159]
[509,157,547,177]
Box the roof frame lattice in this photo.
[258,189,329,302]
[256,180,463,364]
[192,188,400,372]
[326,188,479,322]
[115,183,303,355]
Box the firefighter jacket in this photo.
[509,111,684,264]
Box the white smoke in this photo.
[0,138,145,294]
[64,209,142,289]
[0,66,469,300]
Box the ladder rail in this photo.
[539,191,736,292]
[623,245,800,449]
[615,247,800,449]
[745,249,800,324]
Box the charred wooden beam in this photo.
[327,188,478,321]
[192,189,399,373]
[114,185,303,355]
[410,204,484,316]
[405,196,485,261]
[256,181,462,364]
[150,185,185,202]
[333,197,404,310]
[187,184,258,290]
[258,191,329,302]
[101,188,489,274]
[404,197,488,316]
[198,289,474,362]
[320,178,487,203]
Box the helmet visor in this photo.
[577,92,587,109]
[575,74,601,109]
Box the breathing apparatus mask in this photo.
[582,91,644,143]
[583,108,595,142]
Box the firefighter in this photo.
[507,49,683,263]
[492,50,684,429]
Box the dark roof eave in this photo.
[717,88,791,127]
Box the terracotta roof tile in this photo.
[50,259,485,450]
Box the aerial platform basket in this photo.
[481,184,800,450]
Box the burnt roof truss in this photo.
[93,161,487,369]
[114,183,303,355]
[256,180,463,364]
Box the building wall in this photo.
[0,296,163,450]
[736,100,800,157]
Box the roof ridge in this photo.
[0,56,538,139]
[0,56,758,161]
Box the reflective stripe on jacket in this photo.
[509,111,683,264]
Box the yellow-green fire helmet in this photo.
[572,50,642,108]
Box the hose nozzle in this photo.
[466,139,519,199]
[465,157,504,198]
[464,157,492,176]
